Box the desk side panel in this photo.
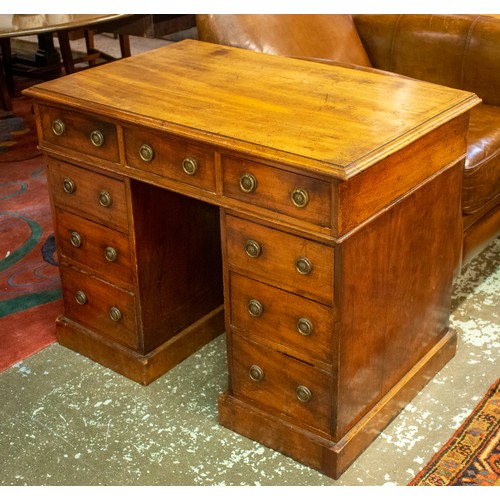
[334,161,463,438]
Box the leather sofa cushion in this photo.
[463,104,500,214]
[196,14,372,67]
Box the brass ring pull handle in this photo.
[109,306,122,322]
[296,385,312,403]
[104,247,118,262]
[239,173,257,193]
[98,191,112,208]
[62,178,76,194]
[70,231,82,247]
[90,130,105,147]
[297,318,313,336]
[291,188,309,208]
[52,118,65,136]
[245,240,261,258]
[249,365,264,382]
[181,157,198,176]
[75,290,87,305]
[247,299,264,317]
[295,257,312,275]
[139,144,154,162]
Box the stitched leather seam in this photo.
[461,15,481,89]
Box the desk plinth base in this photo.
[55,304,225,385]
[218,328,457,480]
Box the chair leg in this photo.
[119,34,131,58]
[56,31,75,74]
[84,30,98,67]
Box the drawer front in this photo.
[54,207,133,289]
[231,334,332,433]
[60,263,137,349]
[230,273,333,364]
[222,155,332,227]
[225,215,334,305]
[124,126,216,191]
[39,105,119,163]
[48,159,128,232]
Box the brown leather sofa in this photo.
[196,14,500,266]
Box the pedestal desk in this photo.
[24,40,480,479]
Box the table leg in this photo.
[35,33,61,69]
[0,38,14,96]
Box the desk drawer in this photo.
[222,155,332,227]
[48,160,129,232]
[231,334,332,434]
[60,263,137,349]
[225,215,334,305]
[230,273,333,364]
[124,126,216,191]
[54,207,133,289]
[39,105,119,163]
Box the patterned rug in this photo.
[0,90,62,372]
[0,93,41,163]
[409,378,500,486]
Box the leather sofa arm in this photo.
[353,14,500,106]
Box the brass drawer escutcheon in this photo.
[139,144,154,162]
[104,246,118,262]
[182,157,198,176]
[249,365,264,382]
[291,188,309,208]
[247,299,263,317]
[98,191,113,208]
[296,385,312,403]
[109,306,122,322]
[90,130,105,147]
[296,317,313,336]
[70,231,82,247]
[62,178,76,194]
[245,239,261,258]
[239,173,257,193]
[75,290,87,305]
[295,257,312,275]
[52,118,65,136]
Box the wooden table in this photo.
[24,40,480,479]
[0,14,134,110]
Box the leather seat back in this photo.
[196,14,372,67]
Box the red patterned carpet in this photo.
[410,378,500,486]
[0,92,62,372]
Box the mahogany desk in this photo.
[24,40,480,479]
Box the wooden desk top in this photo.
[25,39,480,180]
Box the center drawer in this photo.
[123,126,216,191]
[54,207,133,289]
[59,263,137,350]
[225,214,334,305]
[231,333,333,434]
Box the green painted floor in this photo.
[1,237,499,486]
